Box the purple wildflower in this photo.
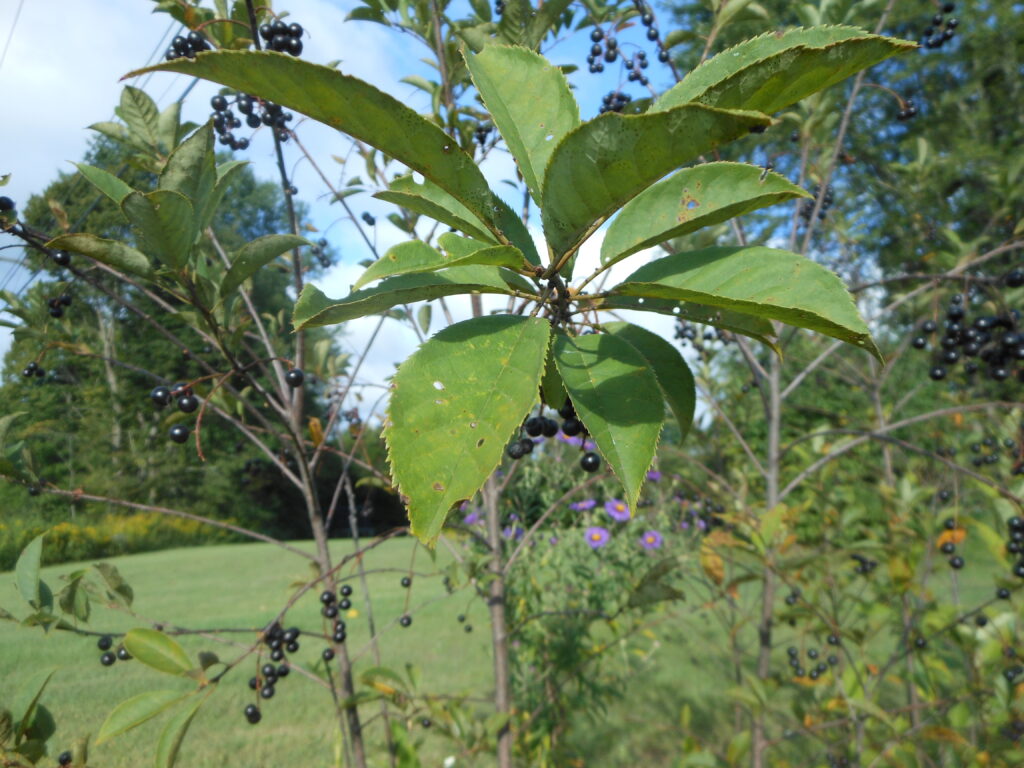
[646,469,662,482]
[549,536,559,545]
[605,498,631,522]
[502,525,524,540]
[585,526,610,549]
[569,499,597,512]
[463,510,481,525]
[639,530,663,550]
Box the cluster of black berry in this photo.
[21,360,46,380]
[495,0,504,15]
[210,92,295,151]
[45,293,72,319]
[1005,516,1024,579]
[674,319,734,360]
[999,719,1024,743]
[474,123,493,147]
[360,212,376,226]
[965,435,1023,477]
[798,184,834,221]
[920,3,958,50]
[244,623,303,724]
[910,289,1024,384]
[895,96,918,122]
[312,238,330,269]
[320,585,354,623]
[457,613,473,633]
[506,400,601,473]
[938,517,966,569]
[97,634,131,667]
[786,643,839,680]
[851,553,879,575]
[165,31,211,61]
[150,381,200,444]
[599,91,633,114]
[258,19,304,56]
[586,28,615,74]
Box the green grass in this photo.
[1,539,494,768]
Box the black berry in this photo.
[169,424,190,444]
[580,452,600,472]
[399,615,412,627]
[285,368,305,388]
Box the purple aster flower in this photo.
[549,536,559,545]
[557,433,584,447]
[569,498,597,512]
[639,530,663,550]
[463,510,481,525]
[502,525,524,540]
[585,526,610,549]
[605,498,631,522]
[679,520,691,530]
[583,439,597,452]
[646,469,662,482]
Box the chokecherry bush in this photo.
[3,0,1023,767]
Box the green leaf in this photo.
[0,411,25,451]
[75,163,134,206]
[385,315,551,543]
[124,628,192,676]
[375,175,498,245]
[57,576,90,623]
[594,295,781,351]
[629,557,685,608]
[12,668,54,742]
[542,104,770,267]
[600,162,811,267]
[203,160,249,233]
[93,562,133,606]
[612,246,880,359]
[154,695,204,768]
[0,709,12,746]
[417,304,432,335]
[129,52,526,248]
[122,190,196,270]
[293,267,532,330]
[465,45,579,205]
[553,332,663,512]
[96,690,190,745]
[604,322,695,442]
[117,86,160,148]
[540,348,567,409]
[24,703,55,743]
[653,26,916,115]
[354,240,525,290]
[159,123,217,229]
[220,234,308,298]
[45,234,153,279]
[15,534,44,607]
[157,100,184,152]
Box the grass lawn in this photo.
[1,538,495,768]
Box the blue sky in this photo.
[0,0,683,401]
